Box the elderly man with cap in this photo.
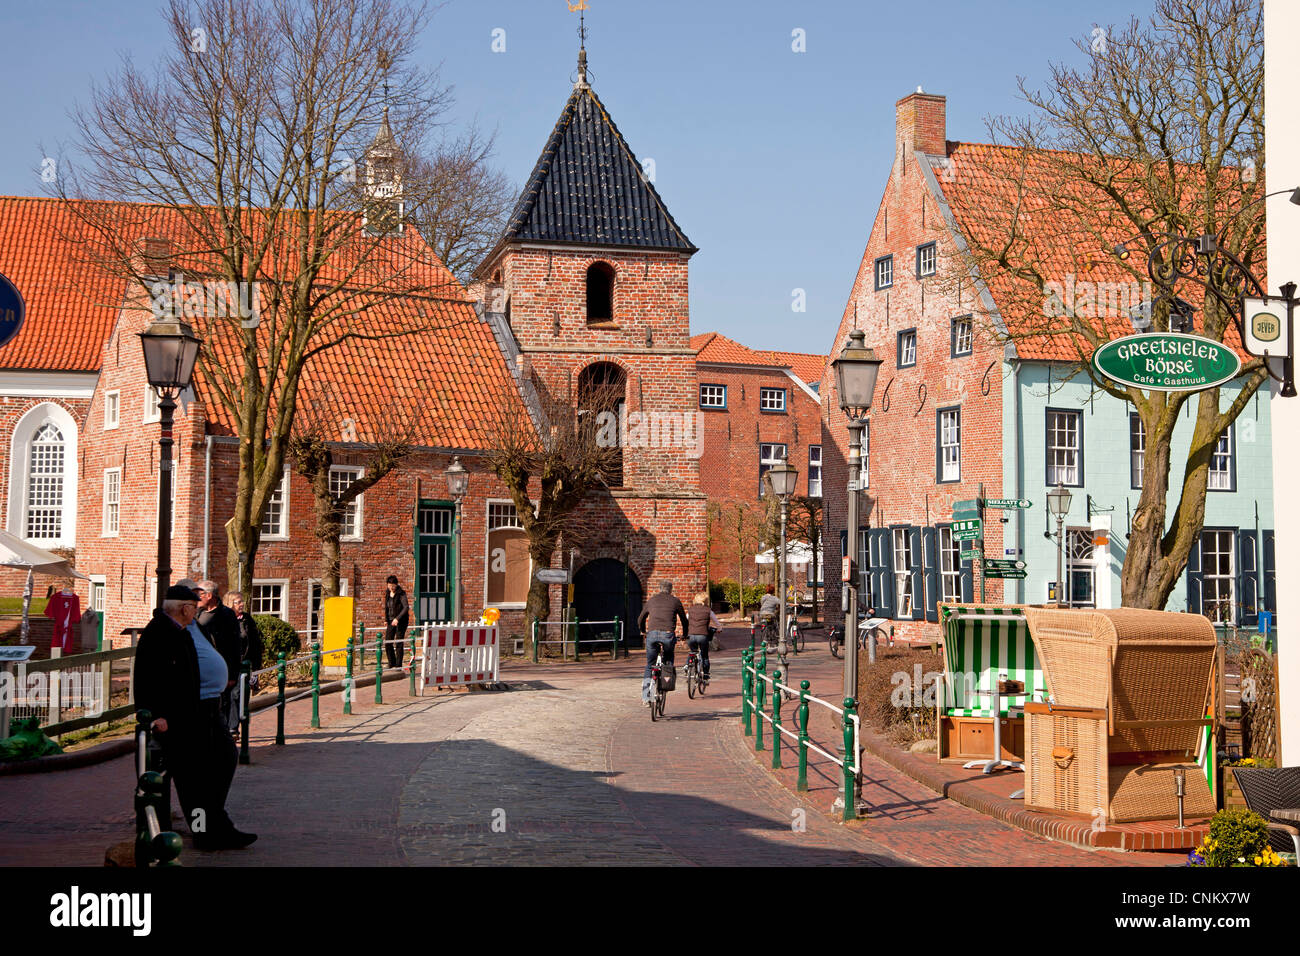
[134,582,256,851]
[636,581,688,705]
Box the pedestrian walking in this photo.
[384,575,410,669]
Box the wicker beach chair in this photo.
[1230,766,1300,855]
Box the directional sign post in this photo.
[952,519,982,541]
[959,548,980,562]
[984,559,1027,572]
[953,498,981,514]
[535,569,570,584]
[984,498,1032,510]
[984,568,1027,580]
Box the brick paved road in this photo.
[0,633,1171,866]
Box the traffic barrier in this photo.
[419,623,499,690]
[741,660,862,820]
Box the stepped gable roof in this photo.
[489,81,696,259]
[692,332,825,387]
[927,142,1249,362]
[0,197,130,372]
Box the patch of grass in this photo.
[0,597,47,615]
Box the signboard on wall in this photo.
[1092,332,1242,392]
[487,527,529,604]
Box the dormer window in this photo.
[586,262,615,324]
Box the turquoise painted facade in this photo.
[999,361,1275,622]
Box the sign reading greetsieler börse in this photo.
[1092,332,1241,392]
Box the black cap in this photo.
[165,584,199,602]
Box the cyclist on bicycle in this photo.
[637,581,688,705]
[686,592,722,682]
[757,584,781,644]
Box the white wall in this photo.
[1265,0,1299,766]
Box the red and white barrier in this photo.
[419,623,499,692]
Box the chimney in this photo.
[896,88,947,161]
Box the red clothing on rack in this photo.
[44,592,81,653]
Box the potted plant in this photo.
[1187,808,1291,867]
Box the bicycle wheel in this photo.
[686,662,697,699]
[793,624,806,653]
[656,692,666,717]
[649,682,658,721]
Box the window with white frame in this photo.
[939,526,961,602]
[486,500,529,606]
[897,329,916,368]
[26,423,66,541]
[103,468,120,536]
[892,528,914,617]
[1065,528,1095,608]
[1046,409,1082,486]
[1201,530,1234,624]
[1130,413,1145,489]
[261,467,290,538]
[758,443,788,497]
[759,387,786,412]
[699,384,726,409]
[808,445,822,497]
[251,581,288,620]
[951,316,972,357]
[875,255,893,290]
[916,242,937,278]
[330,467,364,539]
[1209,426,1234,491]
[938,408,961,482]
[104,391,120,430]
[144,386,161,423]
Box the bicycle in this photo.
[684,643,709,698]
[829,609,873,659]
[647,641,672,720]
[787,617,806,653]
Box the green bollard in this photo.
[375,632,384,704]
[741,649,753,736]
[532,619,539,664]
[613,615,621,659]
[797,680,811,792]
[275,654,286,746]
[755,660,766,753]
[310,641,321,729]
[409,629,417,696]
[771,669,783,770]
[239,662,251,765]
[841,697,858,821]
[344,636,354,715]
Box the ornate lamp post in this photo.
[138,303,202,609]
[445,456,469,621]
[765,459,799,658]
[1046,483,1073,608]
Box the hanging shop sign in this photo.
[1091,333,1241,392]
[0,270,26,350]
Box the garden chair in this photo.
[1230,766,1300,855]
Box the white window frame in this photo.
[875,255,893,290]
[330,466,365,541]
[103,468,121,537]
[759,387,786,412]
[89,575,107,614]
[898,329,917,368]
[952,317,972,357]
[306,578,349,642]
[7,403,79,548]
[1064,527,1096,608]
[484,498,530,609]
[939,408,961,482]
[917,243,937,278]
[261,466,291,540]
[699,384,726,409]
[143,386,161,424]
[1209,427,1234,491]
[892,528,914,618]
[862,421,869,488]
[1201,529,1235,624]
[1046,409,1082,487]
[250,579,290,622]
[1130,413,1145,490]
[104,390,120,430]
[759,442,788,497]
[808,445,822,498]
[939,526,961,602]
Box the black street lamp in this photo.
[1046,483,1073,608]
[445,456,469,621]
[138,310,202,609]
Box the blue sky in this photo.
[0,0,1156,353]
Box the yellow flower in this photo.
[1254,855,1262,865]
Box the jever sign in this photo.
[1091,333,1241,392]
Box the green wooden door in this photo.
[415,500,455,623]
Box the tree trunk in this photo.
[523,535,559,654]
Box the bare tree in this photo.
[482,375,624,649]
[786,496,823,623]
[729,500,763,618]
[288,389,426,599]
[55,0,476,601]
[943,0,1265,611]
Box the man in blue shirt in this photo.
[134,584,256,851]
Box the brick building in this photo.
[821,89,1274,644]
[471,53,706,635]
[691,332,824,587]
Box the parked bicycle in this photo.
[829,608,880,659]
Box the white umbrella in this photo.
[0,530,89,645]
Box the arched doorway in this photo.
[573,558,643,649]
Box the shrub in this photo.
[711,578,765,612]
[857,645,943,746]
[1188,808,1287,867]
[255,614,301,665]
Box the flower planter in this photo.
[1222,767,1249,810]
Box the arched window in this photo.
[586,262,615,324]
[7,403,78,547]
[577,362,626,487]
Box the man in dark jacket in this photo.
[133,584,255,851]
[196,580,241,729]
[637,581,688,705]
[384,575,411,669]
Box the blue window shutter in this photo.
[960,552,974,603]
[873,529,895,619]
[1264,529,1276,618]
[1186,535,1203,614]
[923,527,939,622]
[1238,530,1258,627]
[909,526,924,620]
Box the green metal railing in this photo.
[741,656,861,821]
[133,710,181,866]
[532,617,623,661]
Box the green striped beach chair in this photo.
[938,606,1045,718]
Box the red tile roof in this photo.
[930,143,1248,362]
[692,332,824,386]
[0,197,129,371]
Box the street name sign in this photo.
[1091,332,1241,392]
[952,519,982,541]
[0,270,26,350]
[984,568,1027,580]
[535,569,569,584]
[959,549,980,562]
[984,498,1032,510]
[984,559,1027,571]
[953,499,981,516]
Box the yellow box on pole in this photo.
[323,596,354,666]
